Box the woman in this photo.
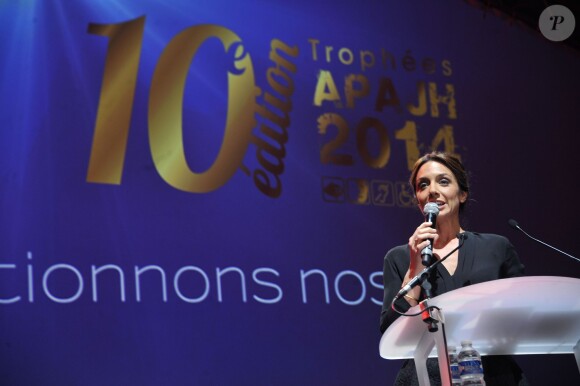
[380,152,529,386]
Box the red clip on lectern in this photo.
[379,276,580,386]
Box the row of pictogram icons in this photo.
[321,177,415,207]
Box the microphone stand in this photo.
[391,233,467,319]
[392,234,467,386]
[419,234,466,333]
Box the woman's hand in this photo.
[407,222,438,274]
[399,222,439,306]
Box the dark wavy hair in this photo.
[409,152,470,213]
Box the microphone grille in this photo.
[423,202,439,215]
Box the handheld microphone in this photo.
[421,202,439,266]
[508,219,579,263]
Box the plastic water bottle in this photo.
[457,340,485,386]
[448,346,461,385]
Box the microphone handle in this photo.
[421,212,437,266]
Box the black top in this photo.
[380,231,529,386]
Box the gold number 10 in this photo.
[86,16,256,192]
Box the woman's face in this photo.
[414,161,467,219]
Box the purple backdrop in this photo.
[1,1,579,384]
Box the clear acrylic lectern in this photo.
[379,276,580,386]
